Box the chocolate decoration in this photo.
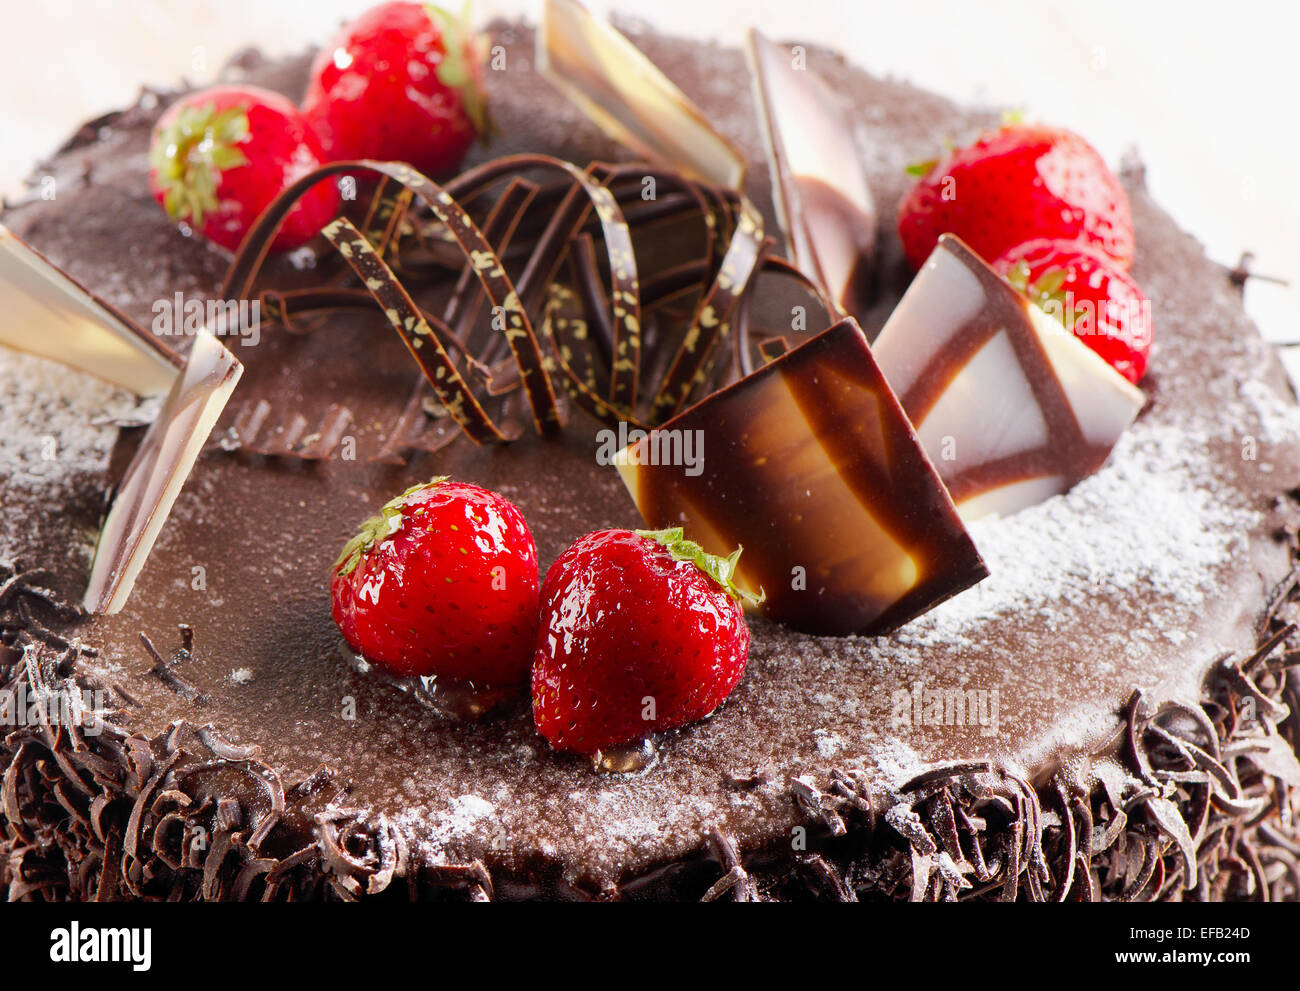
[745,29,877,322]
[0,223,181,396]
[871,235,1146,520]
[82,331,242,614]
[222,152,778,440]
[616,317,987,636]
[6,24,1300,903]
[321,216,512,445]
[537,0,746,189]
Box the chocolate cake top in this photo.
[2,21,1298,893]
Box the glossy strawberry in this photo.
[898,123,1134,272]
[531,528,755,756]
[148,85,339,252]
[994,238,1153,384]
[302,1,489,178]
[330,478,539,686]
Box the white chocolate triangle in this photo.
[84,330,243,614]
[537,0,746,189]
[0,224,179,396]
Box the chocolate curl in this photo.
[445,155,644,414]
[361,179,415,258]
[735,252,839,377]
[649,199,767,421]
[541,284,645,430]
[222,159,560,438]
[320,217,509,445]
[482,157,645,416]
[360,162,561,436]
[442,177,540,349]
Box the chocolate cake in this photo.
[3,13,1300,903]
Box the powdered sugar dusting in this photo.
[895,420,1259,652]
[0,345,139,556]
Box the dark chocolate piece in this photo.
[617,317,987,635]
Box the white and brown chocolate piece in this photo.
[616,317,987,636]
[745,29,876,322]
[83,330,242,614]
[537,0,746,189]
[871,235,1146,520]
[0,223,181,395]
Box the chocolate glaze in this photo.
[3,22,1300,898]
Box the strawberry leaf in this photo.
[149,100,252,226]
[426,1,493,138]
[334,477,449,576]
[635,527,765,607]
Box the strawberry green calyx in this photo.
[334,477,449,576]
[149,103,251,226]
[425,1,493,136]
[635,527,765,607]
[904,159,938,177]
[1005,262,1078,331]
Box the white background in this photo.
[3,0,1296,365]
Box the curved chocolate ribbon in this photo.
[221,153,827,450]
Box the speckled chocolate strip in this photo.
[223,153,781,447]
[360,178,414,258]
[442,177,540,348]
[321,217,509,445]
[455,154,644,416]
[541,283,641,429]
[221,159,559,437]
[649,199,766,420]
[355,162,562,436]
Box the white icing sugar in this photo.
[894,420,1260,651]
[0,345,139,557]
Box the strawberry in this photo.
[531,528,756,756]
[148,85,339,252]
[994,238,1153,384]
[898,123,1134,272]
[330,478,539,686]
[302,1,490,178]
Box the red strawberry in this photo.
[148,85,339,252]
[330,478,539,686]
[994,238,1153,384]
[898,123,1134,272]
[531,528,755,756]
[302,1,490,178]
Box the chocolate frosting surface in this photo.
[3,21,1300,896]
